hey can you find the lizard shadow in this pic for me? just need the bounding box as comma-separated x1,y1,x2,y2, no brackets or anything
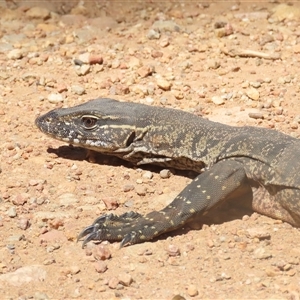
48,145,255,236
47,145,199,178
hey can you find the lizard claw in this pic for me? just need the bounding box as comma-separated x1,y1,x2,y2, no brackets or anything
120,231,137,248
77,224,96,242
77,212,144,248
77,214,111,243
77,222,102,248
81,229,102,248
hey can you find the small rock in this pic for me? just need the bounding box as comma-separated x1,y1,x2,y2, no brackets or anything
172,90,184,100
294,115,300,124
137,65,153,78
260,34,274,46
108,277,119,289
167,244,180,256
71,85,85,95
123,184,135,192
58,193,79,206
12,193,29,206
40,230,67,243
160,169,171,179
124,200,134,207
130,84,148,95
71,288,82,298
94,261,108,273
29,179,43,186
59,265,77,276
93,245,111,261
142,171,153,180
265,267,280,277
221,272,231,280
57,84,68,93
246,228,271,240
135,186,147,196
272,4,300,21
136,178,143,184
118,273,133,286
187,284,199,297
69,265,81,275
283,263,292,271
242,81,249,88
286,269,296,276
46,244,60,253
207,239,215,248
277,77,286,84
248,112,264,119
147,29,160,40
7,234,24,242
156,77,171,91
246,88,260,101
7,207,17,218
102,197,118,210
77,53,90,64
160,38,170,47
47,93,64,104
76,64,90,76
206,59,220,69
214,21,227,29
34,292,49,300
145,97,154,104
293,44,300,54
6,142,15,150
43,258,56,265
87,16,118,29
7,49,23,60
250,81,261,88
152,20,181,32
214,24,233,37
290,122,298,129
253,247,272,260
0,265,47,286
26,7,50,20
151,50,163,58
127,57,141,69
74,58,84,66
172,295,186,300
36,23,57,32
111,59,120,69
89,55,103,65
17,218,30,230
211,96,225,105
215,28,227,38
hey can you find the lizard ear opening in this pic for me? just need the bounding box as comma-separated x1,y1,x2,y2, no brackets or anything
126,131,136,147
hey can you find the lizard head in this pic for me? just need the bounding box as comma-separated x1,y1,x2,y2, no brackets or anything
35,98,141,153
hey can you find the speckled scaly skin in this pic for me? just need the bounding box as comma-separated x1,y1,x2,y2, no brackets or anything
35,98,300,247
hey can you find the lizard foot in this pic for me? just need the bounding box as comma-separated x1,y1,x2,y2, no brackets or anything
77,211,147,248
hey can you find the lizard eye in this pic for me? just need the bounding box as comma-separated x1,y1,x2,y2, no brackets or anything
81,116,98,129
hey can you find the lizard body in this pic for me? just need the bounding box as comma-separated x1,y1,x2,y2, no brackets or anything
35,98,300,247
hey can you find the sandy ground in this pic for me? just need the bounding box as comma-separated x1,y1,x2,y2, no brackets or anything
1,1,300,299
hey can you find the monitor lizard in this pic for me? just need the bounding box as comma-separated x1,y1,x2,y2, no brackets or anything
35,98,300,248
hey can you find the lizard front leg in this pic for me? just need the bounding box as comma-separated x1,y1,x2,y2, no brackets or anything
78,160,250,248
